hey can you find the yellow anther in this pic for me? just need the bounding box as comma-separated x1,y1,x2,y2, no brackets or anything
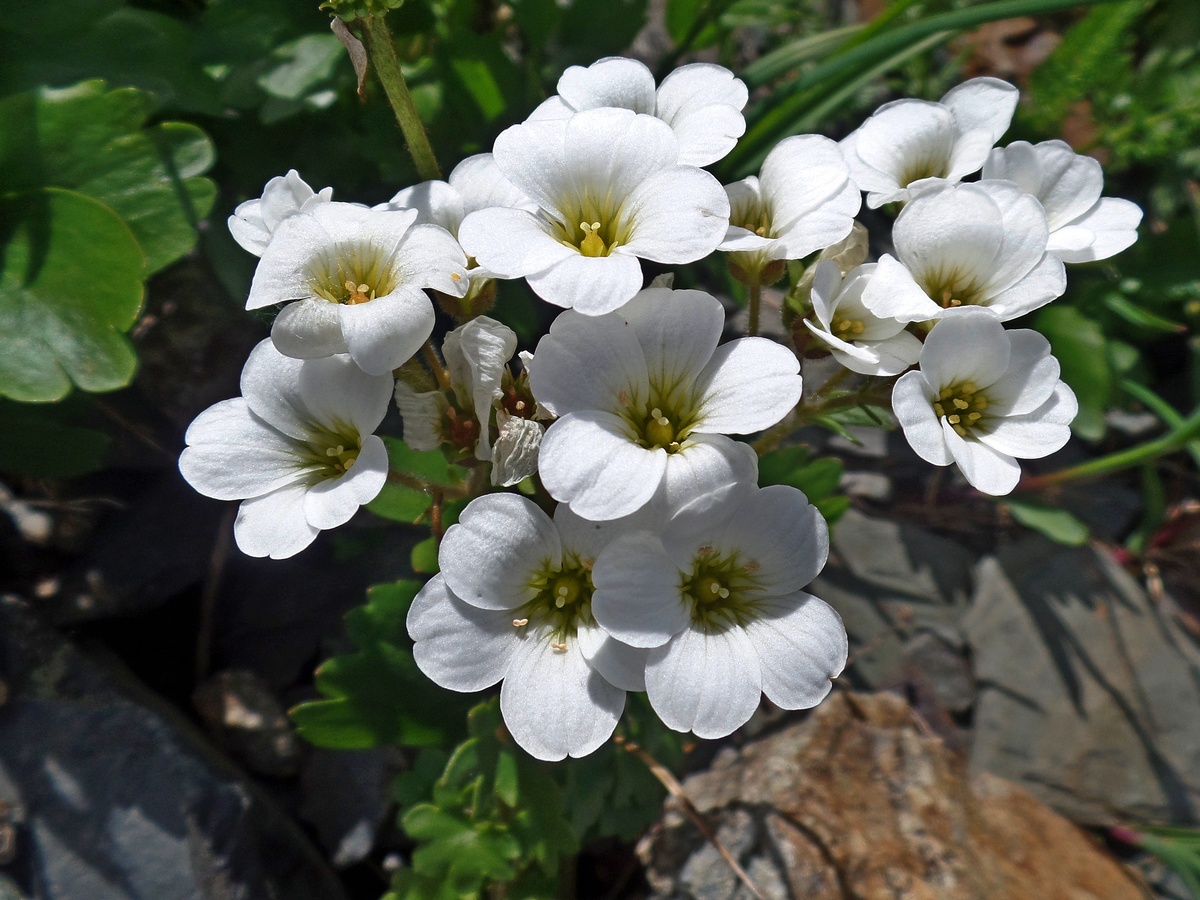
948,414,961,424
512,618,529,627
967,412,982,421
551,642,568,652
450,272,462,281
953,399,969,410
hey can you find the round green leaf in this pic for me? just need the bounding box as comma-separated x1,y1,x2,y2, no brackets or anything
0,188,145,401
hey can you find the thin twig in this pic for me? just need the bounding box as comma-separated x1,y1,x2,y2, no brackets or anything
422,339,451,390
616,737,766,900
195,504,236,683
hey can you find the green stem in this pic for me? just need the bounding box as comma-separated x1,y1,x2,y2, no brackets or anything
1022,404,1200,489
752,380,892,454
358,14,441,181
747,278,762,337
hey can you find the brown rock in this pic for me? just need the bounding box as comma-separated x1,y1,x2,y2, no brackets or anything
640,692,1143,900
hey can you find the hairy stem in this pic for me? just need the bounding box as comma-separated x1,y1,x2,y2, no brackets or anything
747,278,762,337
358,14,441,181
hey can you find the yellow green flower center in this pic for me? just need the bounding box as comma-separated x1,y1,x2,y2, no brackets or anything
832,316,865,340
300,422,363,480
920,268,986,309
517,557,595,644
308,242,398,305
933,381,989,436
680,550,764,631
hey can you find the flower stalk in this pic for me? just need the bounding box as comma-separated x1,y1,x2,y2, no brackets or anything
357,13,441,181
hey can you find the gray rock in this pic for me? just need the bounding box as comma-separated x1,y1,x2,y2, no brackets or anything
0,595,348,900
299,748,400,868
193,670,301,778
965,537,1200,825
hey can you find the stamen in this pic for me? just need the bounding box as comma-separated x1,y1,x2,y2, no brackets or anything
578,221,608,258
513,618,529,627
551,642,568,652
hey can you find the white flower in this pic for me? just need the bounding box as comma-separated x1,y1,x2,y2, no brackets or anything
491,412,545,487
841,77,1019,208
983,140,1142,264
383,153,533,236
529,57,748,167
892,309,1078,495
803,261,922,376
247,202,469,376
719,135,861,280
529,286,795,520
406,493,651,761
860,180,1065,324
179,340,393,559
458,108,730,315
228,169,333,256
590,482,846,739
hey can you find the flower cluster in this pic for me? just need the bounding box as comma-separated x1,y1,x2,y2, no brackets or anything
180,61,1141,760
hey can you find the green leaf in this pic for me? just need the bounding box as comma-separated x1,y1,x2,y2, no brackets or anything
0,81,217,275
665,0,722,47
493,750,520,809
258,33,344,101
1035,306,1111,441
814,494,851,524
412,536,440,574
345,579,423,648
0,189,144,401
291,642,469,748
1006,499,1091,547
0,399,111,477
404,806,520,883
384,436,467,487
367,483,433,522
1101,293,1187,333
757,445,812,485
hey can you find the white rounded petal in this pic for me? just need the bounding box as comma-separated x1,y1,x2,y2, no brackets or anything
557,57,657,114
528,308,649,417
716,485,830,593
526,250,646,315
655,64,747,166
246,211,331,310
439,493,562,611
337,287,436,375
234,482,321,559
851,101,956,194
661,434,759,518
943,421,1021,495
618,166,730,263
693,338,803,434
387,179,464,232
978,182,1054,298
745,591,846,710
645,625,762,739
825,330,923,377
577,623,647,692
302,434,388,530
770,177,861,261
941,77,1018,143
1057,198,1142,264
562,108,679,208
982,253,1065,320
408,575,518,692
179,398,301,501
394,382,444,451
308,202,416,246
592,532,689,648
500,630,625,761
620,288,724,400
449,152,535,216
668,104,747,167
394,224,470,297
296,352,394,435
920,310,1010,391
892,371,952,467
808,259,843,328
459,207,574,280
761,135,858,236
984,329,1059,416
859,254,941,323
491,117,577,217
943,128,1000,182
539,411,667,521
239,339,310,440
893,183,1007,289
271,299,349,359
228,202,271,256
992,140,1101,229
444,316,517,460
490,413,543,487
977,382,1077,459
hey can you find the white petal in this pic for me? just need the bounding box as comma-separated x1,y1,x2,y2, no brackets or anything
745,591,846,709
179,399,302,501
337,287,436,375
234,482,321,559
239,339,311,440
859,254,941,323
761,135,858,240
270,299,349,359
538,411,667,521
941,77,1019,143
228,201,271,256
246,211,331,310
829,332,923,377
528,308,648,417
394,382,445,451
619,288,723,401
490,117,576,217
892,183,1008,293
303,433,388,529
439,493,561,610
808,259,843,328
394,224,470,297
920,310,1010,390
591,532,689,648
408,575,518,692
982,253,1065,320
577,623,647,692
296,352,394,435
943,129,999,182
715,485,830,593
851,101,956,193
943,421,1021,495
564,108,679,202
984,329,1059,416
655,63,748,166
387,179,463,233
1057,198,1142,264
449,152,535,216
661,434,759,518
892,371,952,466
490,414,544,487
693,338,802,434
444,316,517,460
978,181,1054,299
770,177,861,261
645,625,762,739
526,250,646,315
557,57,657,114
500,630,625,761
976,383,1077,459
458,207,575,280
618,166,730,263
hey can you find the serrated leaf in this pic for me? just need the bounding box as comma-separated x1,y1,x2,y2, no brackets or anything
1007,499,1091,547
404,806,520,883
345,579,423,648
0,81,217,274
0,189,144,401
368,483,433,522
